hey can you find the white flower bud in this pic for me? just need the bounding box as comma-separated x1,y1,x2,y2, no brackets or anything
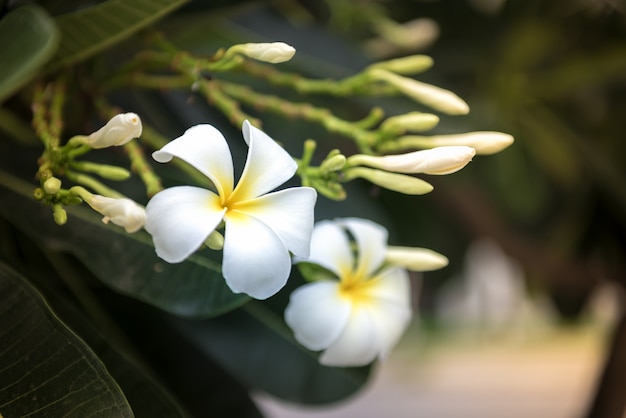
239,42,296,63
385,246,449,271
87,113,142,149
87,195,146,233
404,131,514,155
369,68,469,115
347,146,476,175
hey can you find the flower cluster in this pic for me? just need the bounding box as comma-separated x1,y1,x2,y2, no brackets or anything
56,42,514,368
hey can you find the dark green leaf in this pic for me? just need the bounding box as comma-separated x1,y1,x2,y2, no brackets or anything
48,0,189,71
0,262,133,417
171,302,372,404
0,169,249,318
0,4,59,102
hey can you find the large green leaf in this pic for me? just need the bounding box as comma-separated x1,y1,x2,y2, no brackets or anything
0,169,249,318
171,302,372,404
0,4,59,102
0,262,133,417
48,0,189,72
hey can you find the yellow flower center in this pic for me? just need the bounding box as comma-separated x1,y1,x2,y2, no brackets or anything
338,272,379,306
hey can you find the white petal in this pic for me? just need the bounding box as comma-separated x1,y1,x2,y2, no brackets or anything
233,187,316,258
366,268,413,358
304,220,354,278
222,211,291,299
284,281,351,351
319,305,380,367
145,186,225,263
152,125,234,197
230,121,297,201
340,218,388,278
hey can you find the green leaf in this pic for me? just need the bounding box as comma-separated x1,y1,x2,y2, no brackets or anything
0,262,133,417
0,4,59,102
48,0,189,72
0,169,249,318
171,302,372,404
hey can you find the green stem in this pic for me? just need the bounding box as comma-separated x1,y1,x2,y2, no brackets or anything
218,80,379,151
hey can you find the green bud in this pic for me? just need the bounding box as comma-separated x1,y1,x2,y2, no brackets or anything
52,204,67,225
74,161,131,181
367,55,434,75
345,167,434,195
43,177,62,194
320,154,347,173
380,112,440,134
33,188,45,200
205,230,225,250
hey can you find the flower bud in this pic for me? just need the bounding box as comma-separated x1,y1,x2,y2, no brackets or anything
385,246,448,271
87,113,142,149
347,146,476,175
345,167,434,195
43,177,62,194
86,195,146,233
368,68,469,115
367,55,434,75
398,131,514,155
379,112,440,134
205,230,224,250
320,154,347,172
238,42,296,63
53,204,67,226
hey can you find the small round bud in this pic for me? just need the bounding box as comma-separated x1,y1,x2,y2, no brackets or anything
33,188,45,200
43,177,62,194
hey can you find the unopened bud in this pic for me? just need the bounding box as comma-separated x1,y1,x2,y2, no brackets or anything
87,113,142,149
205,230,224,250
52,204,67,225
80,192,146,233
33,188,45,200
367,55,434,75
399,131,514,155
347,146,475,175
75,161,132,181
385,246,448,271
236,42,296,63
380,112,440,134
369,68,469,115
345,167,434,195
43,177,62,194
320,154,347,172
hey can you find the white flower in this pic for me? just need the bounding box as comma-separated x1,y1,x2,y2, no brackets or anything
87,113,142,148
347,146,476,175
87,195,146,233
144,121,317,300
286,218,425,367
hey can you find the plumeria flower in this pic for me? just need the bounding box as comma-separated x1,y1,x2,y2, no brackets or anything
285,218,447,367
145,121,317,300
